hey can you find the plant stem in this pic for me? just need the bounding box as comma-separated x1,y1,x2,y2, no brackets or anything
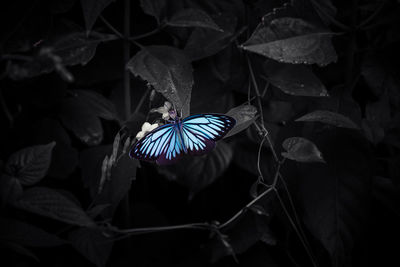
121,0,132,231
129,26,164,41
123,0,131,121
274,188,318,267
0,88,13,126
246,55,264,128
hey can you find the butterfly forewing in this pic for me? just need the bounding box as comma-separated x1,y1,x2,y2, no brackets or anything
182,114,235,155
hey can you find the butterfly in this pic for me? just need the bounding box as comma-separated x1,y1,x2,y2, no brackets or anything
129,114,236,165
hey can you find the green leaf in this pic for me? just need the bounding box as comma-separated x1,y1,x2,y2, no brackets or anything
264,61,329,96
5,142,56,186
80,0,115,33
0,218,65,247
58,96,103,146
225,105,258,138
69,228,113,267
282,137,325,163
16,187,95,227
296,110,360,129
166,8,223,31
158,141,233,197
140,0,166,23
127,46,193,117
241,17,337,66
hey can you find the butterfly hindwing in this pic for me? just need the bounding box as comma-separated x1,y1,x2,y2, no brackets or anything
129,124,184,164
181,114,235,155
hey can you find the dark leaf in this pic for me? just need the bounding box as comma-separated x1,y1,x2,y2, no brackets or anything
5,142,56,186
127,46,193,117
184,12,240,61
210,212,276,262
0,241,39,262
80,0,115,32
0,218,65,247
241,17,337,66
297,131,371,266
7,32,116,80
80,146,138,218
264,61,328,96
69,227,113,267
363,91,391,144
31,118,79,179
86,204,111,219
159,141,233,197
59,96,103,146
0,174,23,205
72,90,119,121
16,187,95,227
166,8,222,31
281,137,325,163
296,110,360,129
140,0,166,23
225,105,258,138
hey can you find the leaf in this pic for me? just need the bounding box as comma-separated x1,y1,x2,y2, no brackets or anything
0,241,39,262
296,131,371,266
0,218,65,247
296,110,360,129
7,32,116,80
140,0,166,23
69,227,113,267
16,187,95,227
210,211,276,262
58,96,103,146
0,174,23,205
184,13,241,61
158,141,233,197
264,61,329,96
80,0,115,33
80,146,138,218
5,142,56,186
72,90,119,121
166,8,223,31
127,46,193,117
282,137,325,163
225,105,258,138
241,17,337,66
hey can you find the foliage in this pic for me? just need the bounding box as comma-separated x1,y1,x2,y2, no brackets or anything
1,0,400,266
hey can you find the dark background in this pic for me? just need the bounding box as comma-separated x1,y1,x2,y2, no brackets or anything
1,0,400,266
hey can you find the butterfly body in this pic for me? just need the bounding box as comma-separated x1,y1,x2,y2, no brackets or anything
129,114,235,165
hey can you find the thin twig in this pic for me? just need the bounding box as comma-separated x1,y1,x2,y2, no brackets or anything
274,188,319,267
246,55,265,128
358,0,387,28
129,26,164,41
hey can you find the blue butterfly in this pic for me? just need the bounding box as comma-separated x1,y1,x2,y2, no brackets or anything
129,114,236,164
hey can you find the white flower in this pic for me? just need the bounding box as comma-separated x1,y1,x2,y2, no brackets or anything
151,101,172,120
135,122,159,140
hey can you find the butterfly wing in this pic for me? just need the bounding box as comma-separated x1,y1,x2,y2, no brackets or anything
181,114,235,155
129,123,185,164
